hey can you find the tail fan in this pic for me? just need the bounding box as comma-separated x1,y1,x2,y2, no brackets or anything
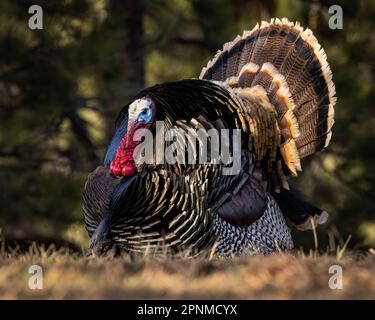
200,18,336,177
200,18,336,228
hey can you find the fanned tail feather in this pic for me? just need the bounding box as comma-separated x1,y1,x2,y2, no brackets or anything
200,18,336,176
200,18,336,228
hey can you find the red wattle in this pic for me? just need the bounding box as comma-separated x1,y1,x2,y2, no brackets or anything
122,164,137,176
110,163,122,176
109,121,144,177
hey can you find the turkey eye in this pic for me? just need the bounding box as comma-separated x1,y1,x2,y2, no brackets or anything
141,109,148,115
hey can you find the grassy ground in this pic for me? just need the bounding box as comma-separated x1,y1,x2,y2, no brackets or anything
0,244,374,299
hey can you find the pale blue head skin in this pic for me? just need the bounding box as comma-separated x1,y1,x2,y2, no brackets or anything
104,97,155,169
128,97,155,126
104,97,156,169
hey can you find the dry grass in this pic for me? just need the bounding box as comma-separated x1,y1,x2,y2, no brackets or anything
0,244,374,299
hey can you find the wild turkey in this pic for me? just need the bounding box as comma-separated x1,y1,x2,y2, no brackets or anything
83,18,336,256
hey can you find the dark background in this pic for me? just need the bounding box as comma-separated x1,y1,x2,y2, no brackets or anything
0,0,374,251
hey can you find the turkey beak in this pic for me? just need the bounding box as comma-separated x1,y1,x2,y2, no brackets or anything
88,216,112,256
